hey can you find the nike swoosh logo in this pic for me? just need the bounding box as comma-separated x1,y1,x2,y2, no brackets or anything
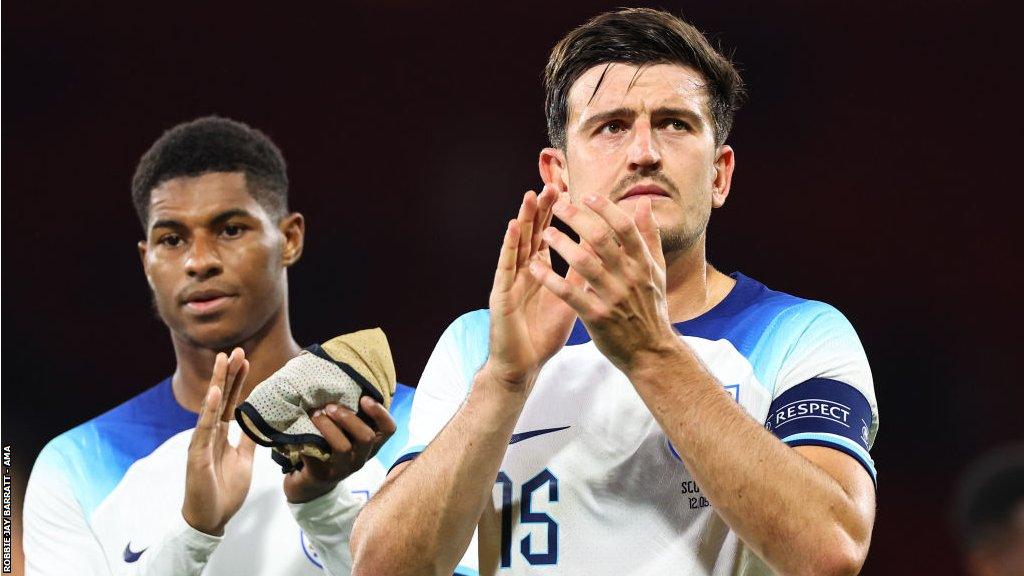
509,426,571,445
124,542,147,563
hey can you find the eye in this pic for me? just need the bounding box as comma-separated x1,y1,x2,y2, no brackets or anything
663,118,690,131
600,121,626,135
158,234,183,247
222,224,246,238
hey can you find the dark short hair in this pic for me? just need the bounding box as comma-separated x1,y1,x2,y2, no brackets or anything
131,116,289,228
544,8,745,149
953,444,1024,552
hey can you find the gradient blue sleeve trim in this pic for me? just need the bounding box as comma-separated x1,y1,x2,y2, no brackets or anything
452,309,490,391
781,432,877,485
373,384,415,470
454,566,479,576
388,445,425,474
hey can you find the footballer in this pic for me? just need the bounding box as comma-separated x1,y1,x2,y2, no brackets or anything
23,117,413,575
352,8,878,576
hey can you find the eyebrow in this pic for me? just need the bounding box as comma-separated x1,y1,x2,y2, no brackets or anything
149,208,257,233
578,106,705,133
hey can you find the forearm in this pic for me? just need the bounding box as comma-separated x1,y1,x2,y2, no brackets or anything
630,342,870,576
351,367,526,576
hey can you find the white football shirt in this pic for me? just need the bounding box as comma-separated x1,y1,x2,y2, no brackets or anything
24,378,415,575
397,273,878,576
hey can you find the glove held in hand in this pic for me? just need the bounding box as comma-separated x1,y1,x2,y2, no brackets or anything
234,328,396,472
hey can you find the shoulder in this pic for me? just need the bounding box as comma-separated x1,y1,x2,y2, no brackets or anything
426,309,491,382
441,309,490,347
31,378,196,518
707,273,862,353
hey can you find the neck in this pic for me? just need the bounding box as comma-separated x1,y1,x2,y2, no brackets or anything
662,235,735,323
169,305,301,413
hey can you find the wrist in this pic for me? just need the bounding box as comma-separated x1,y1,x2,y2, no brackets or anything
286,478,340,504
624,334,691,386
477,361,537,397
181,507,226,537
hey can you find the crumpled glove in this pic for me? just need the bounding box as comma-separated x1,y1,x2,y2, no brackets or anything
235,328,396,473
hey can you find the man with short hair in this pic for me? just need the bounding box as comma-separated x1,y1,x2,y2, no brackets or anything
352,8,878,575
24,116,413,575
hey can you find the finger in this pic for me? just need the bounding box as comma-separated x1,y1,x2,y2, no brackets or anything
583,194,647,258
552,197,623,270
539,191,569,255
634,197,666,267
328,405,377,449
565,265,588,290
531,185,557,254
311,407,354,455
529,257,597,317
223,358,250,422
492,219,520,294
516,191,537,268
223,348,245,394
216,349,243,421
190,353,227,450
359,397,396,456
192,384,222,451
543,227,623,297
236,433,256,463
213,350,244,445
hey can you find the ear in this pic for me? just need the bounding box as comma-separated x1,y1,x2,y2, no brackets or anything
711,145,735,209
279,212,305,267
137,240,155,288
539,147,569,194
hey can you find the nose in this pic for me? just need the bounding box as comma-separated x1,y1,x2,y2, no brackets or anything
185,234,223,280
627,118,661,172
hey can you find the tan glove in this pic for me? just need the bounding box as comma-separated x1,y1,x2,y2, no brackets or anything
235,328,396,472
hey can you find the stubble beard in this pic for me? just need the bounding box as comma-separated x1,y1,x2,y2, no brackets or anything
660,217,706,257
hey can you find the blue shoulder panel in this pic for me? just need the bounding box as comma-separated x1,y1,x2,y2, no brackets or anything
566,273,838,396
374,383,416,470
451,309,491,389
35,378,196,518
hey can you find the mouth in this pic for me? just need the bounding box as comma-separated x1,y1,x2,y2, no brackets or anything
618,184,671,202
180,289,237,314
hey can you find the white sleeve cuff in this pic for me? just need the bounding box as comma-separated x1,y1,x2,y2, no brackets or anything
132,514,222,575
287,482,364,576
171,513,224,555
287,481,362,523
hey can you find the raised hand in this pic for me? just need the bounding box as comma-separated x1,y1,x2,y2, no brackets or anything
484,186,578,391
528,194,676,374
283,396,397,503
182,348,256,536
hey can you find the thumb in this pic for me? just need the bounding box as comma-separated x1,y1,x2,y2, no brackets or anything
237,434,257,464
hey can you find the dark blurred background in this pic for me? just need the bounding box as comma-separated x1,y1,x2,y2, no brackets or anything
3,1,1021,573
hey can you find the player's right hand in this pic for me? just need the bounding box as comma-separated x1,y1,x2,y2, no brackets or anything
484,186,578,393
182,348,256,536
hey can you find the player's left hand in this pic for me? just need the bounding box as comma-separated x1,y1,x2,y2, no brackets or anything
282,396,397,503
529,194,677,374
